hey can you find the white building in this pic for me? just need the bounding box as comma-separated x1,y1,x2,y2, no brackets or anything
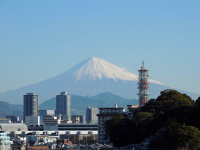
86,106,98,124
97,105,125,144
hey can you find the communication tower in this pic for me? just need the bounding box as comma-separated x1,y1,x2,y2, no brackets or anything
138,61,149,106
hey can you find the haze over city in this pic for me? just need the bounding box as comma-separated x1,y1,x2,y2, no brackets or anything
1,1,200,150
0,0,200,95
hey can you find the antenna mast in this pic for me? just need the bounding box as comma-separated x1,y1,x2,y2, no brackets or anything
138,61,149,106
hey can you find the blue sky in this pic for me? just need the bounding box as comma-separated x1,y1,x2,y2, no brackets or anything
0,0,200,95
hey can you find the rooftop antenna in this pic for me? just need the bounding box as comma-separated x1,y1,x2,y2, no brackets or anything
142,61,144,69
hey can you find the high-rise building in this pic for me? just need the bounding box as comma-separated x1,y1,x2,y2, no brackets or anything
138,62,149,106
23,93,38,122
86,106,98,124
56,92,71,121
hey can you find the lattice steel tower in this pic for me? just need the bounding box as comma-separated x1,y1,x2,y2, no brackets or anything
138,61,149,106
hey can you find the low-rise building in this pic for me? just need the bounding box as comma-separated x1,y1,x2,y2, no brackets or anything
25,116,40,126
71,115,85,123
126,105,139,119
71,115,85,124
0,123,28,133
43,115,61,130
0,118,11,123
28,125,44,131
39,110,55,124
58,123,98,131
6,116,19,123
0,131,11,150
71,116,80,124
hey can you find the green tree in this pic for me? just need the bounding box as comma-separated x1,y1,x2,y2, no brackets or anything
176,126,200,149
105,115,135,147
194,97,200,107
105,89,200,149
134,112,153,123
140,99,156,113
149,125,200,150
155,89,194,115
188,97,200,129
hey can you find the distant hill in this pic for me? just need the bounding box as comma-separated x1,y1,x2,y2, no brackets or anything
39,92,137,115
0,101,22,119
1,57,192,105
0,92,137,119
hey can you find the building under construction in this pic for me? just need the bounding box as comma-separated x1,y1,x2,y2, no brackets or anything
138,62,149,106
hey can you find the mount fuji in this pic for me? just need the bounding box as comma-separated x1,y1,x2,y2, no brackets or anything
0,57,198,104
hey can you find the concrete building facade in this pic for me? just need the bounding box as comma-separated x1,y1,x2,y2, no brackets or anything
97,106,125,144
56,92,71,121
71,115,85,124
25,116,40,126
39,110,55,124
23,93,38,122
43,115,61,131
86,106,98,124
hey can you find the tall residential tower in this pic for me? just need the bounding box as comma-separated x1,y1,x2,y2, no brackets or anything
23,93,38,122
56,92,71,121
138,62,149,106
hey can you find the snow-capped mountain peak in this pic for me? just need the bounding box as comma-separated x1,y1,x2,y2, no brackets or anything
74,57,161,84
75,57,138,81
2,56,198,105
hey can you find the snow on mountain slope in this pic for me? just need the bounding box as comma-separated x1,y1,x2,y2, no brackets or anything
1,56,197,104
75,57,138,81
74,57,161,84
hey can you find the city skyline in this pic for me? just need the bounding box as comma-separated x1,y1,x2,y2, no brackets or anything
0,1,200,95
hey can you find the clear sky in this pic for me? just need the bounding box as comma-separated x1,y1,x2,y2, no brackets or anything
0,0,199,95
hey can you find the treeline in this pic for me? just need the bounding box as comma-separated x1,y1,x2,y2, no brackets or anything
105,89,200,149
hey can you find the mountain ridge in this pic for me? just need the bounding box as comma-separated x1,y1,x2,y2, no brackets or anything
0,57,198,104
40,92,137,115
0,92,137,118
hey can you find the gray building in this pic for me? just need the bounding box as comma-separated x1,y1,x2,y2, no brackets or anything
23,93,38,122
0,123,28,133
86,106,98,124
97,105,125,144
39,110,55,124
58,123,98,131
71,115,85,124
56,92,71,121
